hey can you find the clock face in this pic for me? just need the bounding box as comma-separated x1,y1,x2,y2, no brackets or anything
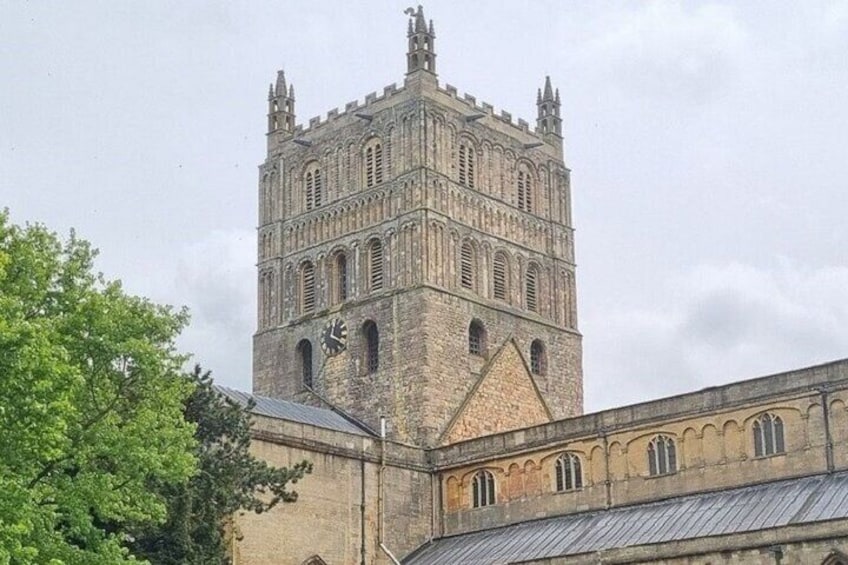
320,318,348,357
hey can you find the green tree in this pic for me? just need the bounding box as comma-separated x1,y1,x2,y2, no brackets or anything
0,211,197,564
127,367,312,565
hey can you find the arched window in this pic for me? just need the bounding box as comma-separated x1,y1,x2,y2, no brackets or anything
458,141,475,188
468,320,486,356
305,164,322,210
300,261,316,314
517,168,533,212
471,470,495,508
530,339,546,375
555,453,583,492
493,252,508,301
333,252,348,303
368,239,384,292
648,435,677,476
525,264,539,312
297,339,313,388
460,241,474,290
753,413,785,457
363,320,379,374
365,140,384,188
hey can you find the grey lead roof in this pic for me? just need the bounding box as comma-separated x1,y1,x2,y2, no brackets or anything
404,471,848,565
215,386,373,436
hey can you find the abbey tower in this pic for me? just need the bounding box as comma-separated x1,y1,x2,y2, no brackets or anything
252,6,582,447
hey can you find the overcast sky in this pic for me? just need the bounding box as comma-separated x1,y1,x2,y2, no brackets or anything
2,1,847,412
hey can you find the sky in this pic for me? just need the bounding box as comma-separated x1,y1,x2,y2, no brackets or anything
2,1,847,412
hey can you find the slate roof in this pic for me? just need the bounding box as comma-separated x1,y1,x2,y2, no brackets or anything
404,471,848,565
215,386,374,437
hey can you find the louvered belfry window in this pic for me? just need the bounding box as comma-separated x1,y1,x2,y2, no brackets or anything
460,242,474,289
458,142,475,188
305,164,322,210
525,266,538,312
493,253,507,301
366,141,383,188
301,262,316,313
313,169,322,207
517,170,532,212
369,240,383,291
305,171,314,211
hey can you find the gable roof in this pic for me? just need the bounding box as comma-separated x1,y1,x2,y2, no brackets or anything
215,386,374,437
440,338,553,445
404,471,848,564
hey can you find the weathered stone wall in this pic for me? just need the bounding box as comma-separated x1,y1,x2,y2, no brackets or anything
442,339,552,445
254,284,582,447
233,415,432,565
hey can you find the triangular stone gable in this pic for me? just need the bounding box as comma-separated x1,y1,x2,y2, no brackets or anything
441,338,552,445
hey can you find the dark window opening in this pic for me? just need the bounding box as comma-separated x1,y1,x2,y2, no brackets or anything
364,321,379,374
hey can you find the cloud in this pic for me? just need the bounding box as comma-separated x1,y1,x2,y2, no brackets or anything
584,260,848,411
579,2,747,104
168,229,256,391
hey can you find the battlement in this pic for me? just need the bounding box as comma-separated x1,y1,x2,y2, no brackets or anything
280,78,548,147
290,82,405,138
437,82,542,141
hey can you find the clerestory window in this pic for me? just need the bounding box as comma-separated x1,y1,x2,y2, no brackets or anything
753,413,785,457
471,470,495,508
555,452,583,491
648,435,677,476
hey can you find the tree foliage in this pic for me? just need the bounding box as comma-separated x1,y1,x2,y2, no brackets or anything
127,366,312,565
0,211,197,564
0,212,312,564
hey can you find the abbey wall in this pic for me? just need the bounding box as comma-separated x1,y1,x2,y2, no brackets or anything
233,414,433,565
433,359,848,537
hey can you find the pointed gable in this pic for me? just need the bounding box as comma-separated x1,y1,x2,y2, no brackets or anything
441,338,552,445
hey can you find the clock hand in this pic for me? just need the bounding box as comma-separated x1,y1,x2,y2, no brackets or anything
330,334,344,344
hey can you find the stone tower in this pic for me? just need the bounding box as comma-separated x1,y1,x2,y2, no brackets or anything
253,6,582,447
